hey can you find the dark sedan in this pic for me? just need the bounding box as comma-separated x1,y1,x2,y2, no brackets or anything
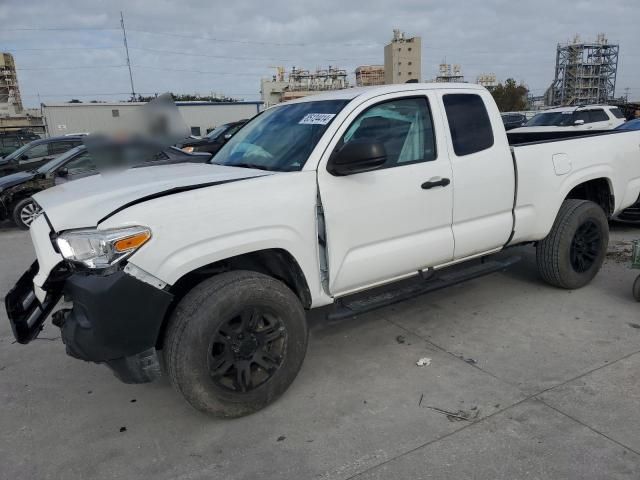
0,135,85,177
0,145,211,229
178,120,247,156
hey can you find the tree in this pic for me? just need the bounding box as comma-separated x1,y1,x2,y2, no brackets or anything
490,79,529,112
68,99,83,103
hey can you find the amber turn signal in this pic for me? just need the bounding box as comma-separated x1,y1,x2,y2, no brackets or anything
114,231,151,252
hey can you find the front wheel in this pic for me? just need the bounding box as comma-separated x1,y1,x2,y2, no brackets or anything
163,270,308,417
536,199,609,289
12,198,42,230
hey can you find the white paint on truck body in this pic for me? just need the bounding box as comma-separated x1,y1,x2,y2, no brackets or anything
30,83,640,307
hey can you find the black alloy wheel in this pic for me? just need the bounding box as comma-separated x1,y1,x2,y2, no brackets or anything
209,307,287,393
569,220,602,273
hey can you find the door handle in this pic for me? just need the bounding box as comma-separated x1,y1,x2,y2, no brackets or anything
421,177,450,189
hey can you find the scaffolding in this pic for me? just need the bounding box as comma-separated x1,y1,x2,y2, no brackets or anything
0,53,23,114
551,34,619,106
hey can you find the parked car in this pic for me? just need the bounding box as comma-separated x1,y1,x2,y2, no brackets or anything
7,83,640,418
178,120,247,156
0,131,41,157
0,135,85,177
508,105,626,143
501,112,527,130
615,118,640,131
0,144,211,229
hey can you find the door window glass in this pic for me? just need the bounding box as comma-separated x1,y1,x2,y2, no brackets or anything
443,94,494,156
19,143,49,161
48,141,78,155
588,109,609,122
342,97,436,167
573,111,591,124
64,152,96,175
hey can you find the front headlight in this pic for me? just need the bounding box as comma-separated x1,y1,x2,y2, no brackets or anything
182,146,195,153
56,226,151,269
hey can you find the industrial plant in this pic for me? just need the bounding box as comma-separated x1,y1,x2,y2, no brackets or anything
549,34,619,106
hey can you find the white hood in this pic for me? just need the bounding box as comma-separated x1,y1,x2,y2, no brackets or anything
34,163,271,231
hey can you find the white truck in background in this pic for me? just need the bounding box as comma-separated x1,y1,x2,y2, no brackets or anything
6,83,640,417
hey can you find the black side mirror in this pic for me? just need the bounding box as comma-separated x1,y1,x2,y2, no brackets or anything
327,141,387,176
20,154,29,161
56,168,69,178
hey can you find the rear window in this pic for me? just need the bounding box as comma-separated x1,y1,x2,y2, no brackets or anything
443,94,494,156
610,107,625,119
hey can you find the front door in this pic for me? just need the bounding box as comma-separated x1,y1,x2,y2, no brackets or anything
317,93,454,295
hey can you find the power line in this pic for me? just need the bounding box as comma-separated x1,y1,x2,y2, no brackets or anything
16,64,127,71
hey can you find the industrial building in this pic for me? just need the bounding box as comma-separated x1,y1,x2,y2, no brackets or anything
41,101,263,137
260,66,349,106
476,74,498,89
384,30,421,84
0,52,46,135
550,34,619,106
434,63,465,83
0,53,22,115
355,65,385,87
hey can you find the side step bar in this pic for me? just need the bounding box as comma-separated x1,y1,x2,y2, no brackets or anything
328,255,521,321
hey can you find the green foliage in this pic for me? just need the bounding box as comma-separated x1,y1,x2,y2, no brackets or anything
490,79,529,112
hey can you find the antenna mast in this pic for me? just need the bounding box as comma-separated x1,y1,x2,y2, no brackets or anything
120,11,136,100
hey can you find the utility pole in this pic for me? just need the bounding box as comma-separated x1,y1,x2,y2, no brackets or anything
120,11,136,101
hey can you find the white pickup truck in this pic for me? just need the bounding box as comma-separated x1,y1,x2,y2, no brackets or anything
6,84,640,417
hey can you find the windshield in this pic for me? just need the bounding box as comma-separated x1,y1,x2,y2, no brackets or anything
36,146,84,173
211,99,349,172
616,119,640,130
206,124,231,140
525,111,575,127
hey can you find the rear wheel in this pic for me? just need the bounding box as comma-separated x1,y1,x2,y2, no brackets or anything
536,199,609,289
12,198,41,230
164,270,308,417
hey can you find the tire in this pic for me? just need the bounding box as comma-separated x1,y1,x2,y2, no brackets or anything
633,275,640,302
12,198,42,230
163,270,308,417
536,199,609,289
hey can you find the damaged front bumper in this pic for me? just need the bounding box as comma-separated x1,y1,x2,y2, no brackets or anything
6,259,174,384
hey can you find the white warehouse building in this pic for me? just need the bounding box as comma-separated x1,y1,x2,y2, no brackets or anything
41,101,263,138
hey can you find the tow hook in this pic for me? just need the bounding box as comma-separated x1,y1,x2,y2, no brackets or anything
52,309,70,328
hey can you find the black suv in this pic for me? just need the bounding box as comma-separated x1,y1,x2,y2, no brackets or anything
0,135,85,177
177,120,247,156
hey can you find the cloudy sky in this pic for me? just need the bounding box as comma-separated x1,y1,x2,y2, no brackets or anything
1,0,638,107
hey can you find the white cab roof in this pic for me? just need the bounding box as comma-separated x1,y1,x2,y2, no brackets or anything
283,83,486,105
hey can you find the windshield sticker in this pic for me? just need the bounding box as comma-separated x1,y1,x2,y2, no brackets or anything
299,113,336,125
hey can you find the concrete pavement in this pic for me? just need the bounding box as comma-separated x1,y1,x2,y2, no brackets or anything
1,221,639,479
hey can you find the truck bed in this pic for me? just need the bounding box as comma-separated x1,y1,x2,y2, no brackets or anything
508,129,640,245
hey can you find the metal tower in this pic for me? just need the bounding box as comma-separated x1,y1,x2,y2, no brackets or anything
551,34,619,106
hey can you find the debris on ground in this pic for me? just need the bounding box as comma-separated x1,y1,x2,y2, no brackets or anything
606,242,633,263
629,323,640,329
425,406,481,422
464,357,477,365
277,435,286,442
119,426,127,433
416,357,432,367
396,335,406,344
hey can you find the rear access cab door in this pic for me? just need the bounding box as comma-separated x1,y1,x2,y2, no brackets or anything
438,90,515,259
317,90,455,296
